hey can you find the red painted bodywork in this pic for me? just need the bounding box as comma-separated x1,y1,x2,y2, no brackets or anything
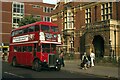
8,21,61,67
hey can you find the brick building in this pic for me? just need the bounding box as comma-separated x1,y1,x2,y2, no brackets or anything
51,2,120,61
0,1,55,53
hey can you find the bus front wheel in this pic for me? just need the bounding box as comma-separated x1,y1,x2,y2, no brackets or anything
55,65,61,71
12,58,17,67
32,60,42,72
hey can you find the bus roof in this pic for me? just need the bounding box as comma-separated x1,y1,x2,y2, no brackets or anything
12,21,58,31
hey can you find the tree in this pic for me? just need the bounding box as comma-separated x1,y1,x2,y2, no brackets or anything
18,15,41,27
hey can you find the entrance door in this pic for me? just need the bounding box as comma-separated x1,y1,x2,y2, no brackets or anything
93,35,104,58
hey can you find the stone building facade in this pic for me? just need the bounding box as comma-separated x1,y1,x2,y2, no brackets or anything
51,2,120,61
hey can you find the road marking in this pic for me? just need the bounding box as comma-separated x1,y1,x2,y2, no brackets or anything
4,72,24,78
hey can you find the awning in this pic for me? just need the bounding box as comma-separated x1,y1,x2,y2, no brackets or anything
0,46,9,48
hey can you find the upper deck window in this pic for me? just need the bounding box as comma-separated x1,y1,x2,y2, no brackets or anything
51,26,59,32
41,25,50,32
14,30,19,36
35,25,40,31
28,26,35,32
11,31,15,36
19,29,23,34
23,28,28,34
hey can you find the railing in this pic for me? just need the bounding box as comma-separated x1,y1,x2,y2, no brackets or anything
86,19,111,30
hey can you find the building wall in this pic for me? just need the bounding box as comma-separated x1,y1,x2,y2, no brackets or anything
52,2,120,60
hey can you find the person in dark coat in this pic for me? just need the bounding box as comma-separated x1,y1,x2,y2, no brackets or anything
59,51,65,67
81,52,88,69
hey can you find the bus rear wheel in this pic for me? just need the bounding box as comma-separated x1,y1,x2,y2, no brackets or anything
32,60,42,72
12,58,17,67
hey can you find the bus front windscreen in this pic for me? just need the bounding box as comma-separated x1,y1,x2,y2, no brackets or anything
41,25,50,32
51,26,58,32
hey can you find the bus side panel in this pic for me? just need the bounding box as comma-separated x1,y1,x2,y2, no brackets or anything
17,52,26,65
36,52,48,63
8,51,13,64
26,52,34,66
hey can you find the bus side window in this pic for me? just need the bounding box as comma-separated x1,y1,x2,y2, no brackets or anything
23,46,27,52
19,29,23,35
18,46,21,52
35,25,40,31
11,31,15,36
21,46,23,52
28,26,35,32
14,30,19,36
28,46,32,52
14,46,17,52
23,28,28,34
37,46,41,52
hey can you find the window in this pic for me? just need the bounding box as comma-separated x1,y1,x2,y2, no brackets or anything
23,28,28,34
12,2,24,28
51,26,59,32
33,5,40,8
14,46,18,52
19,29,23,34
101,2,112,21
44,16,51,22
51,44,56,53
28,26,35,32
85,8,91,24
21,46,23,52
64,10,74,29
23,46,27,52
11,31,15,36
37,46,41,52
41,25,50,32
28,46,32,52
18,46,21,52
43,7,53,13
14,30,19,36
13,17,20,23
42,44,50,53
13,2,24,13
35,25,40,31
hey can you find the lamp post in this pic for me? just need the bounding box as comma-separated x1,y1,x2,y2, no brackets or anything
109,39,112,59
114,25,117,61
70,32,74,60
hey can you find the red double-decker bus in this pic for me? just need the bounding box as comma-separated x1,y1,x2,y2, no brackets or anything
8,21,62,71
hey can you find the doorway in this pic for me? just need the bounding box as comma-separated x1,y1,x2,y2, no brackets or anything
92,35,104,58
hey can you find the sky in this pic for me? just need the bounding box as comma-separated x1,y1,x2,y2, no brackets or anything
43,0,58,4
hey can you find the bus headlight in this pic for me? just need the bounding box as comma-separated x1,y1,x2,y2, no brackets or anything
56,59,59,62
44,59,46,62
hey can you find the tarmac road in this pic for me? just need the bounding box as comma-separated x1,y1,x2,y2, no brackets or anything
1,61,105,79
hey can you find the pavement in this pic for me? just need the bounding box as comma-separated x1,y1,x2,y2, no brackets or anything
62,59,119,79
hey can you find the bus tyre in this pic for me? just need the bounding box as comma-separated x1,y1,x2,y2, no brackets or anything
32,60,41,72
12,58,17,67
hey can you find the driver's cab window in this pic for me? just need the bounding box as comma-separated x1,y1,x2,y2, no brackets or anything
51,44,56,53
42,44,50,53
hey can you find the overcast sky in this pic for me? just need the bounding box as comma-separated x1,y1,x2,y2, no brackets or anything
43,0,57,4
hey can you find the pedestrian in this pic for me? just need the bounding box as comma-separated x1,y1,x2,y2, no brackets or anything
59,51,65,67
87,54,91,68
81,52,88,69
90,50,95,67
